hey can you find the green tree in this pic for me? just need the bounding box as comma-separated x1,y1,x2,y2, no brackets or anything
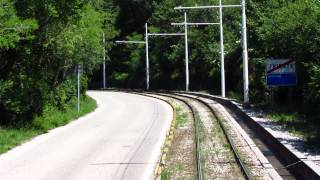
0,0,37,49
0,0,118,125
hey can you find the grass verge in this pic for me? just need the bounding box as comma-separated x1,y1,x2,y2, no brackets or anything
0,95,97,154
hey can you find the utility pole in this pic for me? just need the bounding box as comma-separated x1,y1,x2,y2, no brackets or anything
184,12,189,91
103,32,106,89
77,64,83,113
219,0,225,97
145,23,150,90
241,0,249,103
78,66,80,113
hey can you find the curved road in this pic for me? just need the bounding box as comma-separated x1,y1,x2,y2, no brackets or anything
0,91,173,180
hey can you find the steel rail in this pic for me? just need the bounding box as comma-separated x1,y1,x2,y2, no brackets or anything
136,92,203,180
130,90,253,180
172,91,302,179
169,92,254,180
153,93,203,180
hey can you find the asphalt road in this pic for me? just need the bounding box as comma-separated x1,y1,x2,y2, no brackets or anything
0,91,173,180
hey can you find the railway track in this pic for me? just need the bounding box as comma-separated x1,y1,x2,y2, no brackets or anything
168,92,292,179
120,89,320,179
137,92,271,180
134,93,203,180
175,91,320,180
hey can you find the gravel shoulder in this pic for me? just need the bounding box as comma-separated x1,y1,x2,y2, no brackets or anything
143,94,197,180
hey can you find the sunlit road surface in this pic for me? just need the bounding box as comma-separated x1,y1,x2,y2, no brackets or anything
0,91,173,180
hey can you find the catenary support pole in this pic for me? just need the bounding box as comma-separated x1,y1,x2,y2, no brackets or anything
103,32,106,89
145,23,150,90
174,2,249,102
184,12,189,91
241,0,249,103
77,65,80,113
219,0,225,97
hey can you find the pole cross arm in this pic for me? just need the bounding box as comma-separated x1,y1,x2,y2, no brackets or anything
171,22,220,26
174,5,241,10
115,40,146,44
148,33,185,36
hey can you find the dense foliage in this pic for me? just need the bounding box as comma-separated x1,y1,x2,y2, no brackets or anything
109,0,320,111
1,0,319,134
0,0,117,125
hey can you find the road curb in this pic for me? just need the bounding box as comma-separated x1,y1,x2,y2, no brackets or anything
154,101,176,180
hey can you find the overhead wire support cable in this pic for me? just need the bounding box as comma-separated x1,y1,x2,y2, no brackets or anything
147,33,185,36
174,5,241,10
171,22,220,26
115,40,146,44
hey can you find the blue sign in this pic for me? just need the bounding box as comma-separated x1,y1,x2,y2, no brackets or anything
266,59,297,87
267,73,297,86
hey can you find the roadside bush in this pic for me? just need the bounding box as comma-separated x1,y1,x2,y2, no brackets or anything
32,105,60,131
32,95,96,131
304,63,320,115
